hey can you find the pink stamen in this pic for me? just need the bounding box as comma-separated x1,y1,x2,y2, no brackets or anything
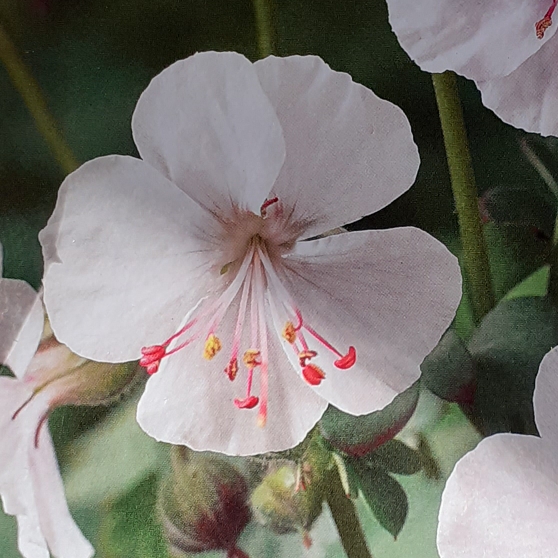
302,322,356,369
536,0,557,38
254,259,269,427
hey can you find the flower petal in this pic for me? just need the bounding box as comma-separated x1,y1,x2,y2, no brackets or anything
0,278,43,378
437,434,558,558
254,55,419,238
280,228,461,414
534,346,558,444
0,378,93,558
136,301,328,456
40,155,220,362
387,0,556,81
478,37,558,137
132,51,286,216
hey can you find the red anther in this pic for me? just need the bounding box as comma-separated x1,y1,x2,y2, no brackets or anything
334,346,357,370
302,364,326,386
234,395,260,409
140,345,166,374
225,359,239,381
260,197,279,217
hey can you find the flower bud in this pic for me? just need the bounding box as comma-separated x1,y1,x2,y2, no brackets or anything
250,460,323,541
24,321,140,411
159,447,251,558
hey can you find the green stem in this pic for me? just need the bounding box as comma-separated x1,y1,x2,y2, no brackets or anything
252,0,274,58
432,71,495,323
0,21,79,175
325,468,373,558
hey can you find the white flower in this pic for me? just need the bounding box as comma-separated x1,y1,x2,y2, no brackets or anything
387,0,558,136
40,52,461,456
0,246,94,558
437,346,558,558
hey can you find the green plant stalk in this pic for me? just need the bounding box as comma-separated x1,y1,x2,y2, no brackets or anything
0,22,79,175
252,0,274,58
324,467,374,558
432,71,495,323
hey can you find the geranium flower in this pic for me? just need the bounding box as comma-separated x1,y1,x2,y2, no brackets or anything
0,247,94,558
387,0,558,136
437,346,558,557
40,52,461,456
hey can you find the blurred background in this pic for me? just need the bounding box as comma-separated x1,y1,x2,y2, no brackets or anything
0,0,550,556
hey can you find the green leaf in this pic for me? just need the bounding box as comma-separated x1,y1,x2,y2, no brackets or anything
97,475,169,558
362,439,421,476
420,329,475,406
504,265,549,300
353,464,408,539
63,397,167,507
319,382,420,457
468,296,558,435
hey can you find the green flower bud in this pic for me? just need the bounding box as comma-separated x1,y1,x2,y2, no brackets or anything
159,447,251,558
251,461,323,538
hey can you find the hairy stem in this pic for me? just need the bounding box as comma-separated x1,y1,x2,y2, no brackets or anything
432,71,495,323
325,467,374,558
252,0,274,58
0,22,78,175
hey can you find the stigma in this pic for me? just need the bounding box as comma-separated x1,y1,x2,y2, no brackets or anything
139,198,357,427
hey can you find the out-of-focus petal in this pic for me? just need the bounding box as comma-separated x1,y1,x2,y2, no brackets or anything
255,55,419,239
41,155,221,363
0,278,43,378
478,37,558,137
280,228,461,414
132,51,286,216
387,0,555,81
137,303,328,456
0,378,93,558
534,346,558,444
437,434,558,558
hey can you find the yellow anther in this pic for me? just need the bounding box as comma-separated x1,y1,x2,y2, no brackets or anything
203,334,222,360
282,321,297,344
242,349,261,369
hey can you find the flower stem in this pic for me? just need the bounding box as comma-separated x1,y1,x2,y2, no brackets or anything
432,71,495,323
252,0,274,58
0,21,79,175
324,467,373,558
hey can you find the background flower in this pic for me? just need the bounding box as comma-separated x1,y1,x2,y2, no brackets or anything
437,346,558,558
387,0,558,136
0,246,94,558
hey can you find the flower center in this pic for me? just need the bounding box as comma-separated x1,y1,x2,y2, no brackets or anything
140,198,356,427
536,0,557,38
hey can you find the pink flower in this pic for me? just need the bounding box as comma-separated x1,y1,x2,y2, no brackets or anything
437,346,558,557
40,52,461,455
387,0,558,136
0,246,93,558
